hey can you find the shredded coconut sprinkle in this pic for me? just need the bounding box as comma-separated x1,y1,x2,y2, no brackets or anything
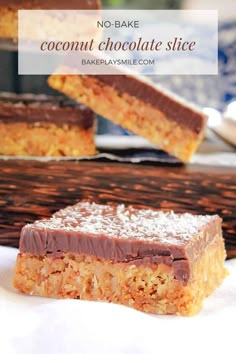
28,202,217,245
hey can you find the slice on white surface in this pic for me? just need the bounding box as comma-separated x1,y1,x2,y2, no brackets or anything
0,246,235,354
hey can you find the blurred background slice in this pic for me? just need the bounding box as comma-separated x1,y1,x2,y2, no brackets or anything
0,0,235,152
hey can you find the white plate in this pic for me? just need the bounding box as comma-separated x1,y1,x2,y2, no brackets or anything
95,135,155,150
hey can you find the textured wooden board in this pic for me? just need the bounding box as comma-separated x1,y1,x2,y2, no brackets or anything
0,160,235,257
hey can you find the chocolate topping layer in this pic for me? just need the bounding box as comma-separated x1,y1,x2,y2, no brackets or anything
0,93,94,129
0,0,100,10
19,202,221,283
92,75,206,134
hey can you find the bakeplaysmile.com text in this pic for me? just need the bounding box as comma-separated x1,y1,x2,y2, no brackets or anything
81,58,155,66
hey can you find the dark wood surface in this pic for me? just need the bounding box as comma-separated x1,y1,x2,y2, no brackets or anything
0,160,235,258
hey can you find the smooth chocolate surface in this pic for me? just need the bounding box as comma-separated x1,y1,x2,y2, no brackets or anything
0,93,94,129
0,0,100,10
19,202,222,283
92,75,207,134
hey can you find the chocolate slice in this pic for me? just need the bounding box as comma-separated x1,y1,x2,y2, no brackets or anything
0,93,94,129
14,201,226,315
19,202,221,283
92,75,206,134
48,71,207,162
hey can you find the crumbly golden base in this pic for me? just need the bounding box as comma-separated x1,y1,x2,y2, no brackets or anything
0,8,98,40
0,122,96,156
48,73,205,162
13,234,226,315
0,8,18,38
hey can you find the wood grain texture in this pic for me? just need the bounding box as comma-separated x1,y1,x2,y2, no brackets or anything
0,160,235,258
